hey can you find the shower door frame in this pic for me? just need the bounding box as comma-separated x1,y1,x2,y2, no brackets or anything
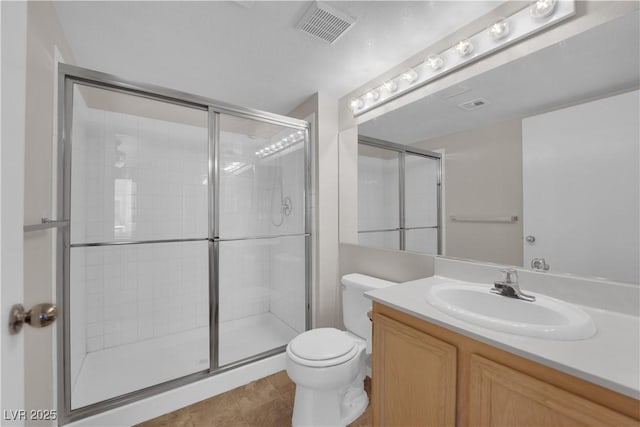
57,63,313,424
357,135,443,254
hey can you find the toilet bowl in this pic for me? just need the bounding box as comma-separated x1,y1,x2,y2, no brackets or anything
286,328,368,427
285,274,397,427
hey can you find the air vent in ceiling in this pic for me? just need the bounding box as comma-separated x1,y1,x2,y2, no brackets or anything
457,98,490,111
297,1,355,44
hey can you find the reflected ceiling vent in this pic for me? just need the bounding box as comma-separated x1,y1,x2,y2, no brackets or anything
297,1,355,44
457,98,490,111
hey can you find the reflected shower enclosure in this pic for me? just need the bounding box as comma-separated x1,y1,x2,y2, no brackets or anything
60,66,310,420
357,138,441,254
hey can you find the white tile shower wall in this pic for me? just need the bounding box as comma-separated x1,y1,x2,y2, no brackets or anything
70,248,87,386
70,90,89,387
268,236,306,333
358,155,399,232
267,150,306,332
72,241,209,354
219,132,305,239
218,240,271,323
404,154,438,228
70,101,209,355
70,105,208,244
219,141,306,326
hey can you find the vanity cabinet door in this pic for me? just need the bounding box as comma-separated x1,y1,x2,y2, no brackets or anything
372,313,456,427
469,354,637,427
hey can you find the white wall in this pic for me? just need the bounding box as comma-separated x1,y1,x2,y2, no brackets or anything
1,1,28,422
523,90,639,284
21,1,77,419
288,93,341,328
338,127,358,245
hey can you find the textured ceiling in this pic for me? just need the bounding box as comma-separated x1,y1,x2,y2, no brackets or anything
52,1,505,114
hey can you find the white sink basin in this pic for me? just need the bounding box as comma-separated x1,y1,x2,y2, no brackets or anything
425,282,596,340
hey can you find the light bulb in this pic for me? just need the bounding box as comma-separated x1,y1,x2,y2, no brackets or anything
530,0,556,19
425,54,444,71
401,69,418,84
383,80,398,93
350,97,364,112
454,39,474,57
366,89,380,102
488,19,510,41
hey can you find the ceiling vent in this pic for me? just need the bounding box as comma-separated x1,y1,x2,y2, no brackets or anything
457,98,490,111
297,2,355,44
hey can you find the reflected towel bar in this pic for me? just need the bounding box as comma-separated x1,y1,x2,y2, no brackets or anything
450,215,518,223
24,218,69,233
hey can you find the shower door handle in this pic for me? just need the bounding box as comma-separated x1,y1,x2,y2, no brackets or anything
9,303,57,334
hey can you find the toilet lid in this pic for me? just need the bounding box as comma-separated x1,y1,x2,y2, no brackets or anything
288,328,356,361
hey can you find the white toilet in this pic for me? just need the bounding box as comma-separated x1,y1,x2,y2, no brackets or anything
286,273,396,427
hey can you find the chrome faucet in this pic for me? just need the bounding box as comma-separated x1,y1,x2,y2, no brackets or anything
491,269,536,302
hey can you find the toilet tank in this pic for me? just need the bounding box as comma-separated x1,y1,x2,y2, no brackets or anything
341,274,396,342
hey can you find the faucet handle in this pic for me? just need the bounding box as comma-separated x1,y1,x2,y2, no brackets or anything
500,268,518,284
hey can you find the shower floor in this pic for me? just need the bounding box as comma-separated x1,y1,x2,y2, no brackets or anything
72,312,299,409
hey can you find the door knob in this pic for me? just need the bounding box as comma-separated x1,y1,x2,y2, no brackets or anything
9,303,57,335
525,235,536,243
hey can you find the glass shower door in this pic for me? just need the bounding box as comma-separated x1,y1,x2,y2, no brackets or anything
357,144,400,250
67,83,210,409
404,153,440,254
217,114,308,366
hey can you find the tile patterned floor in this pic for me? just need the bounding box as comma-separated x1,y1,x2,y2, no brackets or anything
135,371,371,427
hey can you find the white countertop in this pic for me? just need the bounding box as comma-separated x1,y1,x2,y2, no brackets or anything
366,275,640,399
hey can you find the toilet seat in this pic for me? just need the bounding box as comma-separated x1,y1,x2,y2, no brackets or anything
287,328,359,368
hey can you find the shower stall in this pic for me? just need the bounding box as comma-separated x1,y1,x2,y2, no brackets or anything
58,65,311,422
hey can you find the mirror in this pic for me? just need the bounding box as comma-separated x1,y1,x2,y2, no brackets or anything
358,11,639,284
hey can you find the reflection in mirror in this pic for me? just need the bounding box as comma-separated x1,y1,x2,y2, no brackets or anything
357,139,441,255
358,11,639,284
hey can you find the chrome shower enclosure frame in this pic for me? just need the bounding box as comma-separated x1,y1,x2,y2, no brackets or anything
357,135,443,254
56,63,313,424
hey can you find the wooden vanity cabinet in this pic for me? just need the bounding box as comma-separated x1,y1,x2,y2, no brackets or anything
372,312,457,426
371,302,640,427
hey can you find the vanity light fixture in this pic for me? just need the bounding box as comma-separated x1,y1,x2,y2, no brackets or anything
488,19,510,41
366,89,380,102
530,0,557,19
425,54,445,71
454,39,474,57
350,97,365,112
348,0,575,116
401,69,419,84
383,80,398,93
